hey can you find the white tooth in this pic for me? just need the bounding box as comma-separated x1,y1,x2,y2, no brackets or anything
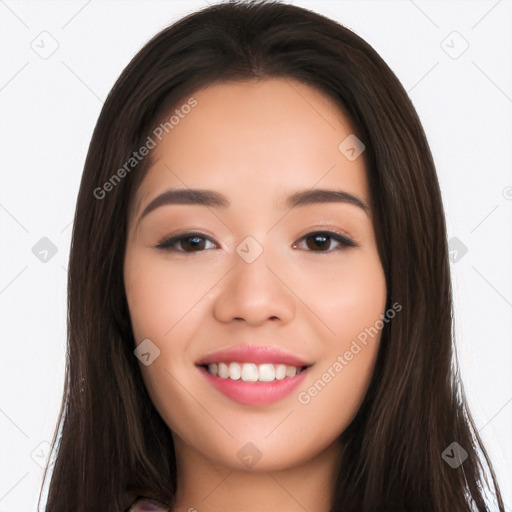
241,363,258,382
258,363,275,382
275,364,286,380
229,362,241,380
207,363,218,376
218,362,229,379
285,365,297,377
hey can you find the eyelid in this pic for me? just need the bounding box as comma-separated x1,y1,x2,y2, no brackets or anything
295,222,358,242
154,228,359,253
292,229,358,251
154,231,218,251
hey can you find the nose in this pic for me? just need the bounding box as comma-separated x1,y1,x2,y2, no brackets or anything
212,251,296,326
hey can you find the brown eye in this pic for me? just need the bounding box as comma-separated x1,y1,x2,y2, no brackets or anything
293,231,357,252
155,233,216,252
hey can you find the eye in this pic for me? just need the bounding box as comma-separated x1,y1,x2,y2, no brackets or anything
292,231,357,252
154,232,217,252
154,230,356,253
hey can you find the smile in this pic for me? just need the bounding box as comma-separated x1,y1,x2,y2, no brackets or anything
195,345,313,405
198,365,310,406
204,362,307,381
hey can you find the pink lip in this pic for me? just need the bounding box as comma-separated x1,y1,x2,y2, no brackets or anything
195,345,312,367
198,366,310,406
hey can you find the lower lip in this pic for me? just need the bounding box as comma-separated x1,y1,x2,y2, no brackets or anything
197,366,309,406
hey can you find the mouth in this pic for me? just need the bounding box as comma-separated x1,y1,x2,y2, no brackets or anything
198,362,310,382
195,345,313,405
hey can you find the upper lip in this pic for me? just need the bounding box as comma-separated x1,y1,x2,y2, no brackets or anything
196,345,312,367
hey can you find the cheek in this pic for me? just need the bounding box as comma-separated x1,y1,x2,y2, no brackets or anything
292,252,386,427
124,253,209,432
332,264,387,341
290,250,387,339
124,252,221,343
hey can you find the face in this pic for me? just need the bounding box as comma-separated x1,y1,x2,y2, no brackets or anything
124,78,387,472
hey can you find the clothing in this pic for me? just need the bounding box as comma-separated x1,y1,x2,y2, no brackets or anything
128,497,170,511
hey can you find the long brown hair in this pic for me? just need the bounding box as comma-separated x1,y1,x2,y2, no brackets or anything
41,1,504,510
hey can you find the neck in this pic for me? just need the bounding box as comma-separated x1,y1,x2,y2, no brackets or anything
171,437,341,512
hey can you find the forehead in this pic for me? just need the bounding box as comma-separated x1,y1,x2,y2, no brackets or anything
132,78,369,218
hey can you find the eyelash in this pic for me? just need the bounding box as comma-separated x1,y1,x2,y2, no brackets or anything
154,230,358,253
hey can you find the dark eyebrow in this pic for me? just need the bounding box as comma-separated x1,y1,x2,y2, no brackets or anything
284,189,370,212
137,187,370,225
137,188,229,224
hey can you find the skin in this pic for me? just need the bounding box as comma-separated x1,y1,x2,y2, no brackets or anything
124,78,387,512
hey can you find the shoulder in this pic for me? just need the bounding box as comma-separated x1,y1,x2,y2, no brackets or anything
128,497,170,511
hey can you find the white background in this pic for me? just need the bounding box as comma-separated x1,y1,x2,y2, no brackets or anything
0,1,511,510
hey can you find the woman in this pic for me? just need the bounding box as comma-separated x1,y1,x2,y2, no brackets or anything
40,1,504,511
